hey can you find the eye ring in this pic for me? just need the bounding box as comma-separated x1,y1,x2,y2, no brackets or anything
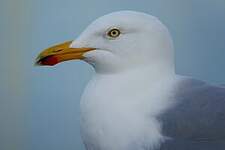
107,28,121,39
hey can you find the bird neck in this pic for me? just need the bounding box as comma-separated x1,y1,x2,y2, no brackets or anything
95,62,175,87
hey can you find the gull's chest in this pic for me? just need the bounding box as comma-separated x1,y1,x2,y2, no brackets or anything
80,75,151,128
80,76,172,150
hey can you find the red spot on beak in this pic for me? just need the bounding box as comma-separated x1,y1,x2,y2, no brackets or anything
39,56,59,66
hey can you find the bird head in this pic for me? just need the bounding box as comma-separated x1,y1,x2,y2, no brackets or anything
35,11,174,74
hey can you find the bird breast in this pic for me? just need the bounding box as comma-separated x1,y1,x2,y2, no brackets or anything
79,73,176,150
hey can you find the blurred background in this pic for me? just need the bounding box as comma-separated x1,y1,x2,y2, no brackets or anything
0,0,225,150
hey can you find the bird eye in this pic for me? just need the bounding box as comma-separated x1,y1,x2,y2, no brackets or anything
107,28,121,39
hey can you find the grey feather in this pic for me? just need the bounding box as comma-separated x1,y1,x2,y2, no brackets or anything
158,77,225,150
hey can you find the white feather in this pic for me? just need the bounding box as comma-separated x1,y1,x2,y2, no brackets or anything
70,11,178,150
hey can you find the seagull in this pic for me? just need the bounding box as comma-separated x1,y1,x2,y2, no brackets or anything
35,11,225,150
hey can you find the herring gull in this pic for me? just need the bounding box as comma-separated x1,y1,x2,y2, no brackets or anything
35,11,225,150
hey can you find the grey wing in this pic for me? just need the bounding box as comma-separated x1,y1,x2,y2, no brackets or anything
158,77,225,150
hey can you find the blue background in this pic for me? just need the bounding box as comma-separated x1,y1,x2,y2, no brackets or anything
0,0,225,150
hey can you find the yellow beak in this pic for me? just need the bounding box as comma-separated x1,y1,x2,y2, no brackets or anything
35,41,95,66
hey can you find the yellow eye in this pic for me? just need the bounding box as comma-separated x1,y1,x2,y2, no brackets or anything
107,28,121,38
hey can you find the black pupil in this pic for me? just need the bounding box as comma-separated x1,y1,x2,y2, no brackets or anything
110,29,119,37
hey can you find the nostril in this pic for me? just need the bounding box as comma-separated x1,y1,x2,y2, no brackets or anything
53,49,63,53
